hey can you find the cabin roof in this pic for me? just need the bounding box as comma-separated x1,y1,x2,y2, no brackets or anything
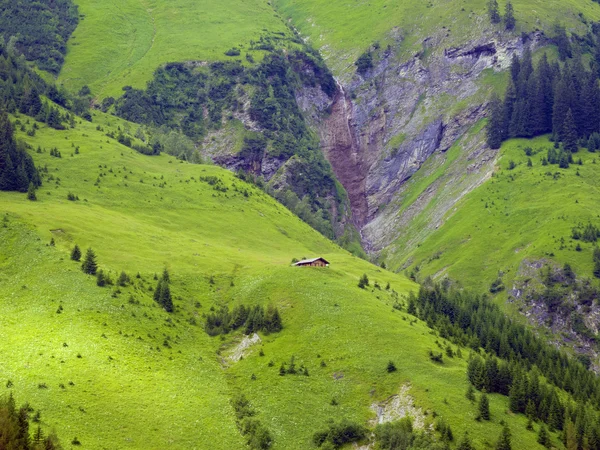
293,257,330,266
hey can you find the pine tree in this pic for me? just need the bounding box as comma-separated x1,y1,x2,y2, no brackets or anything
457,432,474,450
466,384,476,402
509,372,526,413
46,107,63,130
162,267,170,283
558,151,570,169
565,420,577,450
503,80,517,138
488,0,501,24
537,425,550,448
495,424,512,450
96,270,106,287
562,109,578,153
26,182,36,201
487,94,505,149
358,273,369,289
160,282,173,312
504,1,515,30
579,74,600,138
593,247,600,279
525,399,536,419
81,248,98,275
478,392,491,420
0,112,17,190
153,278,163,304
264,305,282,333
154,277,173,312
70,244,81,261
117,271,129,287
552,77,576,140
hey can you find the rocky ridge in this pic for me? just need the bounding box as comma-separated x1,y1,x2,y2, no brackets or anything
300,30,547,256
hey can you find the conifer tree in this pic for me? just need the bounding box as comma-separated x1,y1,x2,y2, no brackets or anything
504,1,515,30
154,277,173,312
264,305,282,333
466,384,476,402
160,282,173,312
81,248,98,275
525,399,536,420
579,74,600,138
486,94,505,149
358,273,369,289
495,424,512,450
70,244,81,261
593,247,600,279
509,372,526,413
488,0,501,24
565,420,577,450
153,279,163,303
478,392,491,420
457,432,474,450
562,109,578,153
117,271,129,287
502,80,517,138
96,269,106,287
26,181,36,201
537,425,550,448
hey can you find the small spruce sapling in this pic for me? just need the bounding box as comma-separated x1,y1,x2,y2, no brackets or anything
358,273,369,289
27,182,36,201
71,244,81,261
81,248,98,275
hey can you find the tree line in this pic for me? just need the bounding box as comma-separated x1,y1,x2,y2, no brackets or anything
408,282,600,446
113,49,344,243
0,110,39,193
0,393,62,449
487,0,515,31
0,0,78,74
205,304,282,336
487,23,600,151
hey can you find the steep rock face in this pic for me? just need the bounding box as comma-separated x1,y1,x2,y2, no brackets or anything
300,31,546,251
510,259,600,372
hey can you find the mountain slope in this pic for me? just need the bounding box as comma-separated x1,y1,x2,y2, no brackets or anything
274,0,600,77
0,110,551,449
59,0,291,98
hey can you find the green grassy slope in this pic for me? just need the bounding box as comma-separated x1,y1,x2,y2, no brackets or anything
394,134,600,296
274,0,600,75
0,113,550,449
59,0,290,98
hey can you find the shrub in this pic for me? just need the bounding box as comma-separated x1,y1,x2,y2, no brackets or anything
428,350,443,363
96,270,106,287
489,278,505,294
375,418,414,449
355,51,373,75
225,47,241,56
313,419,367,448
358,273,369,289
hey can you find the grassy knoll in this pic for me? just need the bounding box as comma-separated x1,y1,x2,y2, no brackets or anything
0,112,550,448
274,0,600,75
59,0,290,98
396,134,600,296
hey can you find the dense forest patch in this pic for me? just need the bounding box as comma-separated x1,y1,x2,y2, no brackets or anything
0,0,78,74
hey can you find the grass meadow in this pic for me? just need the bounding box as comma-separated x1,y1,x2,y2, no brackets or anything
0,112,551,448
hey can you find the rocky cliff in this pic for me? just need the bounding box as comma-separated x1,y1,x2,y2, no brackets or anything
301,30,547,257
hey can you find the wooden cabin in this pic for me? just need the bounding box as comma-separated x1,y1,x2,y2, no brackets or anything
293,257,330,267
